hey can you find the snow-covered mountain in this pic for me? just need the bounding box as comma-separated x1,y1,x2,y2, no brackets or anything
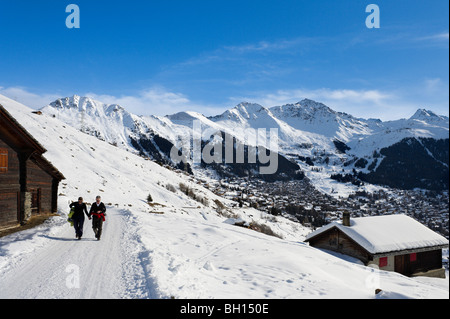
42,95,146,150
270,99,373,141
41,95,449,194
42,96,305,181
42,96,195,172
1,93,448,299
410,108,449,123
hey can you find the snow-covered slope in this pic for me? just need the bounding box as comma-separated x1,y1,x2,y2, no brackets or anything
203,99,448,194
0,94,447,299
41,95,142,150
348,110,449,157
209,98,448,160
269,99,373,143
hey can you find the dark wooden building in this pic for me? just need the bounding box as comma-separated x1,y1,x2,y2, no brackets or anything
305,213,449,278
0,104,65,230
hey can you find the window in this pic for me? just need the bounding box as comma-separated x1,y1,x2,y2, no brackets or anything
0,148,8,173
379,257,388,268
410,253,417,262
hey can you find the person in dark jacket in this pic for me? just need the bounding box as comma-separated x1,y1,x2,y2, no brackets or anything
89,196,106,241
69,197,91,240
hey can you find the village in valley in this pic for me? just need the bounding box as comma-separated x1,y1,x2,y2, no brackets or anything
188,175,450,241
201,175,449,274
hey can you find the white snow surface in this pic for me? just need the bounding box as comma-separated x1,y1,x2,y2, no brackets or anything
305,214,449,255
0,94,448,299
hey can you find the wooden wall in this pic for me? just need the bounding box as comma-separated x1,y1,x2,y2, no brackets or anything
395,249,443,276
0,139,20,227
26,158,54,215
1,106,63,229
308,227,372,264
1,138,58,229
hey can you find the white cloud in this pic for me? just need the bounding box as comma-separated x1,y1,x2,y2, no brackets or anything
424,78,444,93
1,84,447,121
417,32,449,42
229,87,448,121
0,86,62,109
231,88,392,109
223,37,318,54
85,87,229,117
0,86,221,117
434,32,449,40
85,87,195,116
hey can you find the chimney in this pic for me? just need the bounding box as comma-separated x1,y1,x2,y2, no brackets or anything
342,212,351,227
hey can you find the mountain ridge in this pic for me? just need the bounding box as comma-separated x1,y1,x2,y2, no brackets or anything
40,95,449,193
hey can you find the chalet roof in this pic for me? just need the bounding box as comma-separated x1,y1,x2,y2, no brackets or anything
0,104,47,154
0,103,65,181
305,214,448,255
31,153,66,181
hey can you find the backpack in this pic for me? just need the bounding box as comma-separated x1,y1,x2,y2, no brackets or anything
68,207,75,226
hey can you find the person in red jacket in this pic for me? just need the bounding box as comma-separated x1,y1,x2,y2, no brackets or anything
89,196,106,240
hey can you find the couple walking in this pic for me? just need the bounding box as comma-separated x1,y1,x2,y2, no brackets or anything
69,196,106,240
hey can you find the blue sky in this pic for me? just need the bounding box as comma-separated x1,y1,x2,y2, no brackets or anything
0,0,448,120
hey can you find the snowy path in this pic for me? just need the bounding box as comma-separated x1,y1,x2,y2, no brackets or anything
0,207,448,299
0,209,156,299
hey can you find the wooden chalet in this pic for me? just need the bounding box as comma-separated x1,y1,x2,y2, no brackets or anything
0,104,65,230
305,213,449,278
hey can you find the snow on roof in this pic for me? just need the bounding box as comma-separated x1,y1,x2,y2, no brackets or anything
305,214,449,255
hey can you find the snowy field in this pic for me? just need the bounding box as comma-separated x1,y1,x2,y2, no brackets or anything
0,95,448,299
1,208,448,299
